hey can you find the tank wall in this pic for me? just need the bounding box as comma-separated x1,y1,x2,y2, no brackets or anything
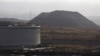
0,27,40,46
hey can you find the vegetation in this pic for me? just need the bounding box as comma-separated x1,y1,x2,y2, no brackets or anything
40,26,100,51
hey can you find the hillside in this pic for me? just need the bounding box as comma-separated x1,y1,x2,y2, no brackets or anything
29,10,98,28
40,26,100,53
87,16,100,25
41,26,100,45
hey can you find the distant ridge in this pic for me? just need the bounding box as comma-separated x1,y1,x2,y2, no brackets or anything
0,18,28,23
29,10,98,28
0,18,28,26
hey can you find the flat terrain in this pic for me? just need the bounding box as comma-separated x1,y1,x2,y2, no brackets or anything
40,26,100,51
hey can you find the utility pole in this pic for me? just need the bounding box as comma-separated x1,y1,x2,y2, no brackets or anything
30,10,32,19
29,10,33,20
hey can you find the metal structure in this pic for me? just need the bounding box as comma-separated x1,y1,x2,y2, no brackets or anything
0,25,40,50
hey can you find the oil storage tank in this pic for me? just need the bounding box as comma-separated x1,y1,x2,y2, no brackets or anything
0,25,40,50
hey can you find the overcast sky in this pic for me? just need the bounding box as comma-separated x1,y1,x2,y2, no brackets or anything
0,0,100,21
0,0,100,3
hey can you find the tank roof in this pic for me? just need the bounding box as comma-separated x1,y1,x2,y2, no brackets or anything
0,24,40,29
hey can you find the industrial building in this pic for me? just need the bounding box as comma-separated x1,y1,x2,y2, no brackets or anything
0,24,41,56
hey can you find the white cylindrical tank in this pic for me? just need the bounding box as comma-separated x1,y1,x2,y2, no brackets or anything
0,25,40,47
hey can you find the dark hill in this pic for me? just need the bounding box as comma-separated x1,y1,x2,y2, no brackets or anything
29,10,98,28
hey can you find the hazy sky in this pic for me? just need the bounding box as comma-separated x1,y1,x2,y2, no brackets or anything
0,0,100,3
0,0,100,21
